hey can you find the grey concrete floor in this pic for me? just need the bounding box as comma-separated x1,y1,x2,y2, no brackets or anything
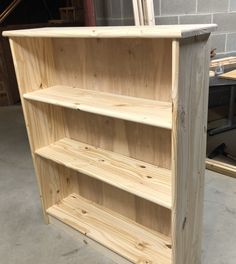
0,105,235,264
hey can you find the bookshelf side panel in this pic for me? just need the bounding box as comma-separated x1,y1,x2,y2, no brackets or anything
171,36,211,264
9,38,66,221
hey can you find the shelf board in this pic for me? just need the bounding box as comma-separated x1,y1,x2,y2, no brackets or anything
24,86,172,129
3,24,217,39
47,193,172,264
36,137,172,209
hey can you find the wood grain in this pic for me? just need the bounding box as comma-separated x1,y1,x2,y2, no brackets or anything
24,85,172,129
64,109,172,169
52,38,172,102
220,69,236,80
171,35,211,264
3,25,217,39
47,193,172,264
35,137,172,208
206,158,236,179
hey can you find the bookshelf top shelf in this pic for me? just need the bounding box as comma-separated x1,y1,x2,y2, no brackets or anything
3,24,217,39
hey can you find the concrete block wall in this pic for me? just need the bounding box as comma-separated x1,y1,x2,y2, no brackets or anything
155,0,236,54
94,0,134,26
94,0,236,54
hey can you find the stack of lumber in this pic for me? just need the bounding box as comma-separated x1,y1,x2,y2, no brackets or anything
210,57,236,70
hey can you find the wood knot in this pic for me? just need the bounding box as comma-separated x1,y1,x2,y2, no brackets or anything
137,259,152,264
182,217,187,230
115,104,127,107
81,210,87,215
135,241,148,251
180,108,185,126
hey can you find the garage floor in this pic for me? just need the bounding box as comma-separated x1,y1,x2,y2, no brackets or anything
0,105,236,264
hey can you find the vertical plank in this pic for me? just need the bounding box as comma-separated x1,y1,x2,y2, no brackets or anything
132,0,141,25
9,38,65,222
171,35,211,264
142,0,155,25
83,0,96,26
36,158,79,210
137,0,144,25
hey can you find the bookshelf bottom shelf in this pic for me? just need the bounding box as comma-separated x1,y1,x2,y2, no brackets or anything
47,193,172,264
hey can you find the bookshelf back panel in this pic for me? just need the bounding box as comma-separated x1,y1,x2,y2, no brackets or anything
64,108,172,169
37,158,171,236
52,38,172,101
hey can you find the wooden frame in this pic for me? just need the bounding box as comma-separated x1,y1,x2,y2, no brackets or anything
3,25,216,264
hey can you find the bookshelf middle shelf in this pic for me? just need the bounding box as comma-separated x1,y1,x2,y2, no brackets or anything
24,85,172,129
35,137,172,209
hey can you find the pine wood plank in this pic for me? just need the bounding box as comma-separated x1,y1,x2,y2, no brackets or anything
132,0,141,25
220,69,236,80
142,0,155,25
206,158,236,179
49,215,133,264
3,25,217,39
24,86,172,129
47,193,172,264
35,137,172,209
210,56,236,70
171,36,211,264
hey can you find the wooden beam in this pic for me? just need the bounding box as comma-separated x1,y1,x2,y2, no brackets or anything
83,0,96,26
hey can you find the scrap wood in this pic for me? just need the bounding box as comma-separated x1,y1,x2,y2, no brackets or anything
210,56,236,70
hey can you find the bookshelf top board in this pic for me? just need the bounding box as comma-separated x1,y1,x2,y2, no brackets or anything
3,24,217,39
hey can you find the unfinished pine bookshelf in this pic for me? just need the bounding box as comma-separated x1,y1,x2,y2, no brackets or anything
3,25,216,264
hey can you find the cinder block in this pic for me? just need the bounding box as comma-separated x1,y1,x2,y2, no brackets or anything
96,18,107,26
226,33,236,52
106,18,134,26
197,0,228,13
230,0,236,11
213,12,236,32
122,0,134,18
179,14,211,24
155,16,178,25
211,34,226,53
122,18,135,25
161,0,196,15
107,19,123,26
94,0,112,19
111,0,122,18
153,0,160,16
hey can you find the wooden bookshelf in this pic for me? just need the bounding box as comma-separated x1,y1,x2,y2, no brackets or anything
4,25,216,264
